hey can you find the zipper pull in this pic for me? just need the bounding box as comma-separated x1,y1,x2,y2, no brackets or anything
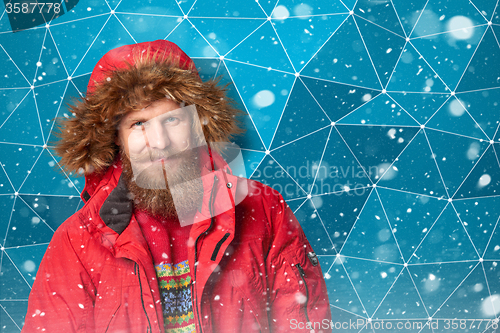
307,251,319,266
295,263,306,277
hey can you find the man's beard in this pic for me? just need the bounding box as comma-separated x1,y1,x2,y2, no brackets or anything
120,146,204,219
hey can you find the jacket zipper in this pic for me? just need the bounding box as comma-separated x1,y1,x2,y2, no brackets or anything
294,263,310,323
193,174,219,333
135,263,152,333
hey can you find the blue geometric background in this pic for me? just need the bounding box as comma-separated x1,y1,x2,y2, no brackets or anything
1,0,500,331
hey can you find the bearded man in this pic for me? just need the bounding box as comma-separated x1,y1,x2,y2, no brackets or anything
22,40,331,333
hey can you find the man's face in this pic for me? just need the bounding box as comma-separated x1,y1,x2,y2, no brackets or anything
117,98,194,183
116,98,205,218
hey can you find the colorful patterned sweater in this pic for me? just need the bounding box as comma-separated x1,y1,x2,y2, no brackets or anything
135,209,196,333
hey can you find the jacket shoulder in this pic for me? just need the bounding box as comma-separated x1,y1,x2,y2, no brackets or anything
240,177,287,208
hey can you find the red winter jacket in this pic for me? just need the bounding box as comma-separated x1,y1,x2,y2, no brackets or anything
22,151,331,333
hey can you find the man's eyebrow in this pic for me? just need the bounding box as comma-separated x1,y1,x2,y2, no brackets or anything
126,109,186,123
126,117,148,123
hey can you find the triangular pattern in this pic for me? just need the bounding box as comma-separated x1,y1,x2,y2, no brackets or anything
355,16,407,87
387,42,450,93
391,0,428,37
4,197,55,248
426,96,489,140
354,0,406,36
377,187,447,263
69,74,92,98
0,301,25,331
193,58,222,81
232,113,266,151
0,144,42,191
258,0,279,16
33,81,69,143
240,150,265,178
166,19,219,58
342,258,402,317
314,128,372,194
272,14,348,72
188,0,266,18
50,15,110,75
313,191,372,252
456,88,500,140
472,0,499,20
286,197,306,213
336,124,420,180
21,195,82,231
0,90,45,145
18,149,80,196
302,76,381,122
0,196,15,242
407,262,476,315
271,79,330,146
426,129,489,196
0,29,45,84
0,88,31,126
338,93,419,126
0,47,29,88
225,61,296,148
5,244,48,287
454,196,500,257
493,1,500,23
176,0,197,14
0,253,32,300
410,204,479,263
0,10,13,33
455,144,500,198
0,166,14,195
33,32,69,85
411,26,487,91
225,21,294,71
271,127,330,192
302,16,382,89
457,27,500,92
293,200,336,255
71,16,137,77
411,0,487,39
45,0,111,25
251,154,307,201
341,189,405,263
379,131,448,198
0,0,499,329
389,92,450,124
116,1,184,16
373,268,429,319
324,259,369,318
272,0,348,17
193,18,266,58
117,14,182,43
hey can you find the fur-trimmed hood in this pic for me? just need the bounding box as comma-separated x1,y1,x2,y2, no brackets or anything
53,40,242,177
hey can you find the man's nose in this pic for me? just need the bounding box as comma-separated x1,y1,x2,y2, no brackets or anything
144,120,170,150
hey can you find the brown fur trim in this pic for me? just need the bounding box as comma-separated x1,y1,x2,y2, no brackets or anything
52,56,243,175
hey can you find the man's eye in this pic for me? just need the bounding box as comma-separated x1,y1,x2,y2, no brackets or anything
165,117,178,123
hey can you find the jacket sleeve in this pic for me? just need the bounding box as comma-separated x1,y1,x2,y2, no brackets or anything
22,221,96,333
266,196,332,333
